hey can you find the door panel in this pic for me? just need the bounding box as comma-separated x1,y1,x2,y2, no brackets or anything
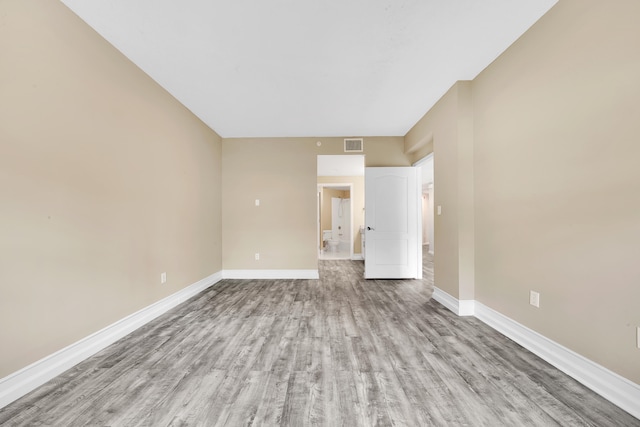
374,175,408,232
365,167,420,279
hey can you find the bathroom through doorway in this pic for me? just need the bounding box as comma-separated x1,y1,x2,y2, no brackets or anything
317,184,353,260
317,155,365,261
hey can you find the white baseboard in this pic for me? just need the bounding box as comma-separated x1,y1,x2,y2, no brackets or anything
458,299,475,316
432,287,475,316
431,287,640,420
351,253,364,261
474,302,640,420
0,271,223,410
222,269,319,280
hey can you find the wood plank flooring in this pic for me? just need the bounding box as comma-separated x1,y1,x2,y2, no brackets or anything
1,253,638,426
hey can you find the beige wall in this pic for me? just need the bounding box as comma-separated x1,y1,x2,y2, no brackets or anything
221,139,317,270
313,137,409,167
318,177,365,254
0,0,222,378
223,137,408,270
405,82,475,300
406,0,640,384
472,0,640,383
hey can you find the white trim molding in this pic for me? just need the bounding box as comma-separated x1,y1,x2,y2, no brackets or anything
458,299,475,317
432,287,475,316
0,271,223,410
474,302,640,420
431,287,640,420
222,269,319,280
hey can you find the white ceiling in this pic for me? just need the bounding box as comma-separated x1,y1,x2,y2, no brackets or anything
60,0,557,138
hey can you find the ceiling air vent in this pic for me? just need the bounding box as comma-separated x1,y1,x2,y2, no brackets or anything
344,138,363,153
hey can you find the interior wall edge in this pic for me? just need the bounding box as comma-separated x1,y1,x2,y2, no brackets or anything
431,287,474,317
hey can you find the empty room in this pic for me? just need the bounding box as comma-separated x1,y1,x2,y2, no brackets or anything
1,0,639,425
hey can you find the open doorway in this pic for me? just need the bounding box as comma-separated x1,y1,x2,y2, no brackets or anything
317,183,353,260
414,153,434,259
317,155,365,261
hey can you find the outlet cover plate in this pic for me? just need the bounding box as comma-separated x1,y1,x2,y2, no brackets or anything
529,290,540,308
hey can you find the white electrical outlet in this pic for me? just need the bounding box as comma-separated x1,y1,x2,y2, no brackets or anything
161,272,167,284
529,290,540,308
637,327,640,349
255,253,260,261
255,199,260,206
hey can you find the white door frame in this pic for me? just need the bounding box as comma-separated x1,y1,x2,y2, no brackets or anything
414,153,434,257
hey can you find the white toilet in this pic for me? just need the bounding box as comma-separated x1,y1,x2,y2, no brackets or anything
323,230,339,252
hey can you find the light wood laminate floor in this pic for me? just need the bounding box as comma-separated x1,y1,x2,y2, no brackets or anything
1,254,638,426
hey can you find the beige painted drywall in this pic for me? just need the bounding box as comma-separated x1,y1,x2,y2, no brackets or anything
472,0,640,383
404,82,475,300
222,137,408,270
313,137,408,167
318,176,365,254
0,0,222,378
410,138,434,167
221,139,317,270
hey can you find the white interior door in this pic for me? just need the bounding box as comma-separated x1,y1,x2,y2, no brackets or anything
365,167,421,279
